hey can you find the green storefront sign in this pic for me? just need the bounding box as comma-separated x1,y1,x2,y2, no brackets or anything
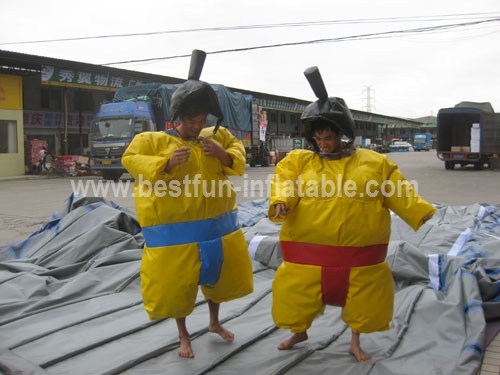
293,138,303,149
41,65,150,91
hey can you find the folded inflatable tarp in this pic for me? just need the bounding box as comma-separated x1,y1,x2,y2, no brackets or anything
0,195,499,375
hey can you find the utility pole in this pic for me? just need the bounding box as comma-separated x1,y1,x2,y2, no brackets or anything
362,85,375,112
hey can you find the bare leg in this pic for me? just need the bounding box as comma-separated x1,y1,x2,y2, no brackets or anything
176,318,194,358
207,300,234,342
349,331,371,362
277,331,308,350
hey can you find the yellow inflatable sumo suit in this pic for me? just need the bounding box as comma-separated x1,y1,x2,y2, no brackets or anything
122,126,253,320
269,148,436,334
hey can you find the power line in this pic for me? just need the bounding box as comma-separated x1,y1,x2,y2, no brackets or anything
102,17,500,66
1,12,499,46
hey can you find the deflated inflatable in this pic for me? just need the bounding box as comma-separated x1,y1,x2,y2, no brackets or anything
0,196,499,374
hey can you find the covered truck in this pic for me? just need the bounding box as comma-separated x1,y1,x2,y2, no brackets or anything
436,101,500,170
89,83,253,181
413,132,432,151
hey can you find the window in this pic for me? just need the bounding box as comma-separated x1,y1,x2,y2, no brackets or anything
74,90,94,111
0,120,18,153
269,112,277,123
41,87,62,110
134,120,144,135
280,113,287,124
268,111,278,134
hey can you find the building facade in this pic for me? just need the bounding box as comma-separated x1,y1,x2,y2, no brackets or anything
0,50,431,177
0,73,24,176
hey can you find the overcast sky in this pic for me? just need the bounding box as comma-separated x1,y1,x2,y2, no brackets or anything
2,0,499,119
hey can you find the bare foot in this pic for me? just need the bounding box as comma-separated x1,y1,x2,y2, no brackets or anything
209,323,235,342
178,337,195,358
277,332,308,350
349,346,371,362
350,331,371,362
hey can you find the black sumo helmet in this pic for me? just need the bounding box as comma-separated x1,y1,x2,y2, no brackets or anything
300,66,355,151
169,50,224,132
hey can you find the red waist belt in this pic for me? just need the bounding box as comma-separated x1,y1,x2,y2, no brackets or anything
280,241,388,307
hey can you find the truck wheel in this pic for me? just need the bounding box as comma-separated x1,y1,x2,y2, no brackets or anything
444,161,455,170
474,162,484,170
102,170,122,181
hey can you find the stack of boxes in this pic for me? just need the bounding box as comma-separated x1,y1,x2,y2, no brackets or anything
30,139,48,170
58,155,79,175
450,123,481,153
470,123,480,153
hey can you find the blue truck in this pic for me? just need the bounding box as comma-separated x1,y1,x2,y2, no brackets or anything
413,132,432,151
89,83,253,181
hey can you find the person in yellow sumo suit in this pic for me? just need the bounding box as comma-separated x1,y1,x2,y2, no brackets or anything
122,77,253,358
268,67,436,362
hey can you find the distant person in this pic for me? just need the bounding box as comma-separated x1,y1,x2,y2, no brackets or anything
268,67,436,362
122,65,253,358
38,147,48,173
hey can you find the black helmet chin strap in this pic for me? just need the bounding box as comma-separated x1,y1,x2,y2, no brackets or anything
317,142,356,160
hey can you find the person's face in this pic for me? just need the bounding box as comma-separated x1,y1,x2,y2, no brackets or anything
178,113,208,139
313,129,343,153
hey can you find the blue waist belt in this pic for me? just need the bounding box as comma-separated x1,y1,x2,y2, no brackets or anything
142,211,240,286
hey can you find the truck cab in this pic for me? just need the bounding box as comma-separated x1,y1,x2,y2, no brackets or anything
90,101,156,181
413,133,432,151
